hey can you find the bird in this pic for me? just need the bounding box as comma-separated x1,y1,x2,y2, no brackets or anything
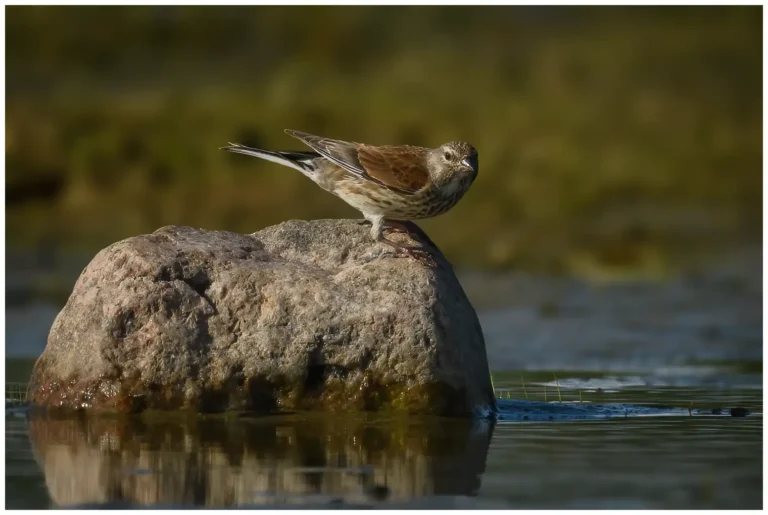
221,129,478,261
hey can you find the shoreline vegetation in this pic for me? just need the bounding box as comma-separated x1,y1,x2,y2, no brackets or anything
6,6,760,275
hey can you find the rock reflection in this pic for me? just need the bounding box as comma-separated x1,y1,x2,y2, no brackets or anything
28,412,494,508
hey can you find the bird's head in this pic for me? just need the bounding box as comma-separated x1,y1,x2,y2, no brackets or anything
427,141,479,186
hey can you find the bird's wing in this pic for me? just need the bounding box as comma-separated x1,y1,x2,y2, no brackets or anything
285,129,429,194
356,145,431,194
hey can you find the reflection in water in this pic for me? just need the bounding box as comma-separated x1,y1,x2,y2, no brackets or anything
28,413,494,508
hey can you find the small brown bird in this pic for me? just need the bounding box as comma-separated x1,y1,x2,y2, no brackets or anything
221,130,478,259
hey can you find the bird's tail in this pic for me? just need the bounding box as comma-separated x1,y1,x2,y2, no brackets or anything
220,143,318,173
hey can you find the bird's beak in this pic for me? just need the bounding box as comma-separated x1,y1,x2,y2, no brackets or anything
461,157,475,171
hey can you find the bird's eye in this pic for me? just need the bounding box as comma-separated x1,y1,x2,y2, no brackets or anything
443,152,451,160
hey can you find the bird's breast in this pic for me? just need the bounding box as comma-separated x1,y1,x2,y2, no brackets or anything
440,175,465,196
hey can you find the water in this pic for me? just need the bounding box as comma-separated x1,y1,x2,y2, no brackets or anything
5,378,762,509
482,415,762,509
4,249,763,508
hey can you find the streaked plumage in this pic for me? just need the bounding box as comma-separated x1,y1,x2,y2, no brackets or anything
222,129,478,260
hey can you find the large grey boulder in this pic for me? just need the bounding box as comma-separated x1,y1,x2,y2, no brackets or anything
27,220,496,417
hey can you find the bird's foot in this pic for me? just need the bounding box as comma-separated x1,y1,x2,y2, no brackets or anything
381,220,412,235
396,246,437,267
382,220,440,250
378,237,437,267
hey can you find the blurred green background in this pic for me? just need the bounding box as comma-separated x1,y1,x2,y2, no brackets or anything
6,6,761,275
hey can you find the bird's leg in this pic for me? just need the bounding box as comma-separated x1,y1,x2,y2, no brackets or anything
367,215,436,266
367,214,387,242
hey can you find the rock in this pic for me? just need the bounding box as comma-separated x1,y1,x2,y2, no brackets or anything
27,220,496,417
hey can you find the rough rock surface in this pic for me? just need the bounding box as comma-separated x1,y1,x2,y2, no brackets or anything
28,220,496,417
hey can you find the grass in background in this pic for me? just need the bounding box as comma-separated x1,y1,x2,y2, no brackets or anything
6,6,761,275
5,359,37,384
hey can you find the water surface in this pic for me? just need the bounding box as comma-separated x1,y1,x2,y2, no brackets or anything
5,250,762,508
6,368,761,509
